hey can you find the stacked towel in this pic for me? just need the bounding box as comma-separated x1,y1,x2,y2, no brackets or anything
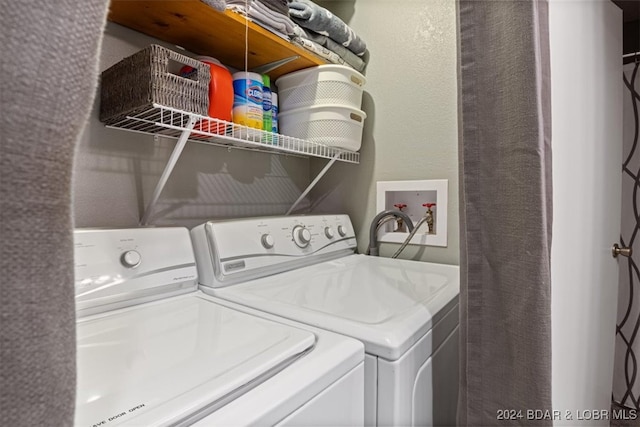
288,0,366,56
293,25,366,72
223,0,369,72
261,0,288,16
288,0,368,72
227,0,296,39
293,37,344,67
200,0,227,12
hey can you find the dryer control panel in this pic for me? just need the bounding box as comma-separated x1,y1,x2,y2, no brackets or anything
191,215,357,287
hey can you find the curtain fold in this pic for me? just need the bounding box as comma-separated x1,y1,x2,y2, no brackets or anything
0,0,108,424
457,1,553,425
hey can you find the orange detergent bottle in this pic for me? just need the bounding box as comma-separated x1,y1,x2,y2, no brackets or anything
181,56,233,135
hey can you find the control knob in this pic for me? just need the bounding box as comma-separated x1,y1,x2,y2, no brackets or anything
261,234,275,249
324,226,335,239
292,225,312,248
121,250,141,268
337,225,348,237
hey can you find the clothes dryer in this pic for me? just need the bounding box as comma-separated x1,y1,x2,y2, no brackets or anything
191,215,459,427
74,227,364,426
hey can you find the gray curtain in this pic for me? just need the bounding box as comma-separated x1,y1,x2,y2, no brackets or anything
0,0,108,425
457,1,553,425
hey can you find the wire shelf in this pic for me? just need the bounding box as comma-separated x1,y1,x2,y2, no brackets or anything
106,104,360,164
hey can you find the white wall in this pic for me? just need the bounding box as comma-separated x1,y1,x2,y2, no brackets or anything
73,23,311,228
308,0,460,265
549,0,623,424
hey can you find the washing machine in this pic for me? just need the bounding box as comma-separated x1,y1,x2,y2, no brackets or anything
73,226,364,427
190,214,460,427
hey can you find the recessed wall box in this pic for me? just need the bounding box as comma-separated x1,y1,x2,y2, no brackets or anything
376,180,448,247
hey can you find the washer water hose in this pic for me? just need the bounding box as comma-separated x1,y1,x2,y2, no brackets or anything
367,209,415,256
391,215,428,259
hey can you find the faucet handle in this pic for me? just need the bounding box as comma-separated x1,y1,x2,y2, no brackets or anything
422,203,436,234
393,204,407,232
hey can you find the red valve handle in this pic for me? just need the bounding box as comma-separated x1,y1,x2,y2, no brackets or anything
394,203,407,209
422,203,436,208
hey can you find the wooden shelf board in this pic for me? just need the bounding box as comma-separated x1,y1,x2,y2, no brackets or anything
107,0,326,79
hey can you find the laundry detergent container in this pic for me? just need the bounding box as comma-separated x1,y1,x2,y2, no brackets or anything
275,65,366,111
278,104,366,151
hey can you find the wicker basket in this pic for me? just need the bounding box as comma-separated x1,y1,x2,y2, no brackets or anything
99,44,210,125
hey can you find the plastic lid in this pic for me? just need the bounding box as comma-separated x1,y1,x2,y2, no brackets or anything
233,71,262,81
262,74,271,87
197,56,222,65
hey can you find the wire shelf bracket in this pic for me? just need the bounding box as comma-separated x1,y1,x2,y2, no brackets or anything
286,152,341,215
103,104,360,223
140,116,197,225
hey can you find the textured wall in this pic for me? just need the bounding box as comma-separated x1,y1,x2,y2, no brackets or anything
73,23,311,228
309,0,460,264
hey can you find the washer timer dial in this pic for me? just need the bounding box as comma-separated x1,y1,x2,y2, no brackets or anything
292,225,312,248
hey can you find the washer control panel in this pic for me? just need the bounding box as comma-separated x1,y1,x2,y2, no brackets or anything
191,215,357,287
74,227,198,316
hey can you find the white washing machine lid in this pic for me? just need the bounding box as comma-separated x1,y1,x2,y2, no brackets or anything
210,254,459,361
75,294,315,426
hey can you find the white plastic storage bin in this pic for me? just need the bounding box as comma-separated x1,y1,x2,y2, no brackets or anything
275,65,366,111
279,105,366,151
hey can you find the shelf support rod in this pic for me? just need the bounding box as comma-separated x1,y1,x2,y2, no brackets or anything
251,55,300,74
140,115,198,225
286,151,342,215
